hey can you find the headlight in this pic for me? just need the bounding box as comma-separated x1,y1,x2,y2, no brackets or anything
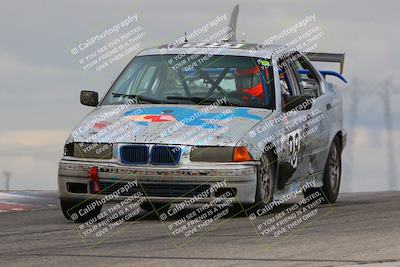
190,146,252,162
64,142,113,159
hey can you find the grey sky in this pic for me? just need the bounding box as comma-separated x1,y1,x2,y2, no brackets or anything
0,0,399,190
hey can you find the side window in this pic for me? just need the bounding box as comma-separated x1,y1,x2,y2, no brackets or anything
291,56,321,97
278,56,300,108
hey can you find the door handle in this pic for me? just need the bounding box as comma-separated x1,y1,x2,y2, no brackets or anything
326,103,332,110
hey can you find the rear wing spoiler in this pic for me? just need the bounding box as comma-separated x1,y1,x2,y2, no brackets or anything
305,52,345,74
305,52,347,83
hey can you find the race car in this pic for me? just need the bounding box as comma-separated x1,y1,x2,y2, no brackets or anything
58,7,346,222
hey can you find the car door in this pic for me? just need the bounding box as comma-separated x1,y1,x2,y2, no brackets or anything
276,55,311,187
290,54,333,174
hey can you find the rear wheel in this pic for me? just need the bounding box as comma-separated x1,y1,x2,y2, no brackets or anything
304,138,342,203
60,199,102,222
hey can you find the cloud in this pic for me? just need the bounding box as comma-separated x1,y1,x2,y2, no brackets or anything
0,129,69,149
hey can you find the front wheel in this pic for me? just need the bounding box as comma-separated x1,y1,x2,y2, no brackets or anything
235,152,275,214
304,138,342,203
255,152,276,207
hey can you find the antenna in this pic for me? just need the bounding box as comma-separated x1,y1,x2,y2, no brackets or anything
225,4,239,42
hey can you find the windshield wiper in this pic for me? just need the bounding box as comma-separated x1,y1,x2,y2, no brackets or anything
166,95,260,107
112,93,165,104
166,96,215,104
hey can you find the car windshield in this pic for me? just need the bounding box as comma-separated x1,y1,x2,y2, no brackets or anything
101,54,273,108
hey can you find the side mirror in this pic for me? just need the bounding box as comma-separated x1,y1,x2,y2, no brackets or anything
302,79,318,91
302,80,319,97
283,95,314,112
80,91,98,107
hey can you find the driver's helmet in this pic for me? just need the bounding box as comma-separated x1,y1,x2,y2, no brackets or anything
235,66,264,100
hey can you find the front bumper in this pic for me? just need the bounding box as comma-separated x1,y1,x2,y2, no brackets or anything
58,159,258,204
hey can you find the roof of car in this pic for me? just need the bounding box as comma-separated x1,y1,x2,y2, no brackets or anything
137,42,288,59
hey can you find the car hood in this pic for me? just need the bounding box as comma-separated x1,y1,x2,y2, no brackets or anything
71,104,272,146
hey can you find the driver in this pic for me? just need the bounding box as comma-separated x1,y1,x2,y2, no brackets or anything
235,66,265,100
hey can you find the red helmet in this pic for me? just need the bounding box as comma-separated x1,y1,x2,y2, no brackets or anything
235,66,265,100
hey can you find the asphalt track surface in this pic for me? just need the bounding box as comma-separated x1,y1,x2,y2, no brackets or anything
0,191,399,267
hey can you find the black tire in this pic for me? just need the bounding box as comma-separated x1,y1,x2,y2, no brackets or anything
304,138,342,203
254,152,276,208
229,152,276,215
60,199,102,222
140,201,170,212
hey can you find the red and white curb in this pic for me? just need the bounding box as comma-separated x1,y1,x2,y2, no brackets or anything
0,192,33,213
0,203,30,213
0,191,57,213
